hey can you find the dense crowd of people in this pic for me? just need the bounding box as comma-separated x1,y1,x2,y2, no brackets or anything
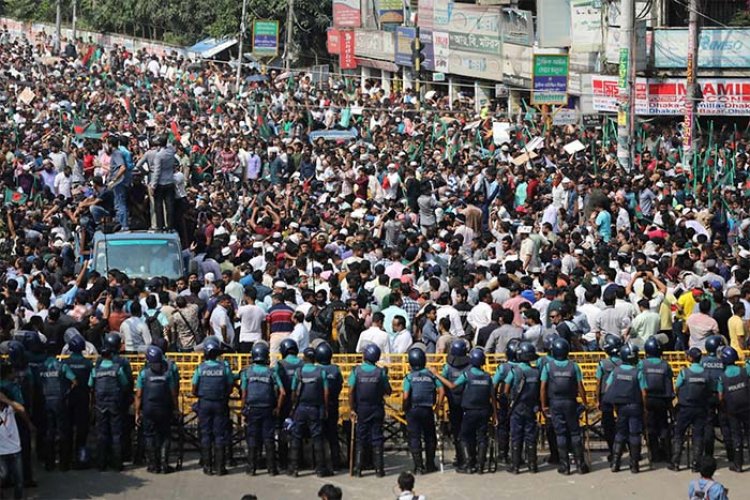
0,26,747,499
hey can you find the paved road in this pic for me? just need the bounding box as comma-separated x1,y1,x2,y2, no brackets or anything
22,450,743,500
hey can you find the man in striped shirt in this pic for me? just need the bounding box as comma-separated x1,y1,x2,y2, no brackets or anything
266,293,295,357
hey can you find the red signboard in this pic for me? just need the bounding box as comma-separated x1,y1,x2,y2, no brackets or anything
327,28,341,55
333,0,361,28
340,30,357,69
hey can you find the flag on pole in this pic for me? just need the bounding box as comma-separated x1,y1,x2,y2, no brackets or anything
3,188,27,205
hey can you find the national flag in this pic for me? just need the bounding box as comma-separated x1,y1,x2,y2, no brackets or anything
81,45,95,67
171,121,181,142
4,188,27,205
120,97,135,122
255,104,272,140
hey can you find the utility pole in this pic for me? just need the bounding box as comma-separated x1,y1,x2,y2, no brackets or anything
235,0,248,91
54,0,62,54
72,0,77,43
285,0,294,70
683,0,699,171
616,0,634,172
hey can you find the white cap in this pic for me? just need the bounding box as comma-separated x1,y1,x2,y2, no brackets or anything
273,281,287,289
205,273,215,282
221,247,231,257
252,242,263,249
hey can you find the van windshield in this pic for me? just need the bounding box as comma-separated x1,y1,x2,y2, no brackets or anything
94,238,182,279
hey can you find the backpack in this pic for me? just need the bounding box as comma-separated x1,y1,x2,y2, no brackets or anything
690,479,717,500
145,309,164,340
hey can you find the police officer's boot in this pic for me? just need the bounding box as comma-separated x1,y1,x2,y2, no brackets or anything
314,439,333,478
353,446,363,477
264,440,278,476
246,445,256,475
647,433,659,462
629,442,641,474
148,444,161,473
730,447,743,472
201,446,213,475
373,445,386,477
507,443,522,474
160,440,174,474
425,442,438,473
527,442,538,473
573,442,588,474
453,440,465,470
410,448,424,475
477,443,487,475
111,444,123,472
288,439,300,477
557,445,570,475
667,440,682,471
59,440,72,472
214,445,228,476
610,442,623,473
456,443,472,473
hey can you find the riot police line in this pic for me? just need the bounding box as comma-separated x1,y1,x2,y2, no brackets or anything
2,329,750,488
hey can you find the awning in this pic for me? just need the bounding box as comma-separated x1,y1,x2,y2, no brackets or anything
187,37,238,59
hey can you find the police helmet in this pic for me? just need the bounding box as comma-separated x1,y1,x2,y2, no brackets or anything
505,338,521,363
720,346,739,366
204,337,221,359
280,338,299,358
516,341,538,363
408,347,427,370
687,347,702,363
620,343,639,364
7,340,25,366
469,348,486,368
551,337,570,361
449,339,468,357
22,330,44,353
252,342,270,364
315,342,333,365
705,335,726,356
363,344,381,364
103,333,122,354
644,337,662,358
68,334,86,354
145,345,164,364
303,347,316,361
602,334,623,357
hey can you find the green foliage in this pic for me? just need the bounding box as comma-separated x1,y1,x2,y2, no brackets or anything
730,10,750,27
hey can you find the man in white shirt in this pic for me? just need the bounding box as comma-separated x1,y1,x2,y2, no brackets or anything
467,288,493,343
289,311,309,352
210,295,235,346
0,388,28,500
436,294,464,337
236,287,266,353
120,302,152,353
356,312,389,354
389,315,413,354
54,166,73,199
578,290,604,350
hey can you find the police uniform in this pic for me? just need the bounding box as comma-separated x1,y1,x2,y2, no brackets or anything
403,368,442,473
192,359,234,474
112,354,135,462
505,362,540,473
453,367,493,474
26,349,47,463
542,359,585,474
537,355,559,464
89,358,130,471
61,353,93,467
137,363,177,473
717,363,750,471
669,363,712,471
8,355,36,484
604,364,646,472
290,361,329,476
39,355,77,470
641,356,674,462
320,362,344,470
441,360,470,466
275,354,304,466
596,354,622,456
492,361,515,464
348,360,390,476
700,353,725,459
241,363,283,475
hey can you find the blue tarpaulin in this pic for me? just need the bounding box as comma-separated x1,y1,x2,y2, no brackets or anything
187,38,238,59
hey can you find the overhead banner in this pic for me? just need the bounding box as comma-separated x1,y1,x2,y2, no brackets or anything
448,52,503,80
654,28,750,69
377,0,404,25
333,0,361,28
447,4,502,55
252,20,279,57
420,29,435,71
570,0,602,52
532,54,569,105
502,43,533,88
340,30,357,69
395,27,416,67
417,0,434,31
354,30,395,61
537,0,571,47
501,8,534,46
591,75,647,113
327,28,341,54
432,31,450,73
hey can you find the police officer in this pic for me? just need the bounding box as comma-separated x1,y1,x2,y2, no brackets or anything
274,338,304,468
315,341,344,472
241,341,285,476
504,341,540,474
537,336,559,465
669,347,712,472
89,338,130,471
191,337,234,476
403,346,443,475
62,333,93,469
348,344,391,477
540,337,589,475
135,345,179,474
289,346,331,477
596,334,623,459
492,338,520,465
102,333,135,463
440,339,470,469
6,340,36,486
38,338,77,470
641,337,674,463
717,346,750,472
23,331,47,463
701,335,726,460
604,342,646,473
434,348,496,475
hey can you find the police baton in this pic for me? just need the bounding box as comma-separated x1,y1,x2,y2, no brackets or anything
583,406,592,466
348,415,356,476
